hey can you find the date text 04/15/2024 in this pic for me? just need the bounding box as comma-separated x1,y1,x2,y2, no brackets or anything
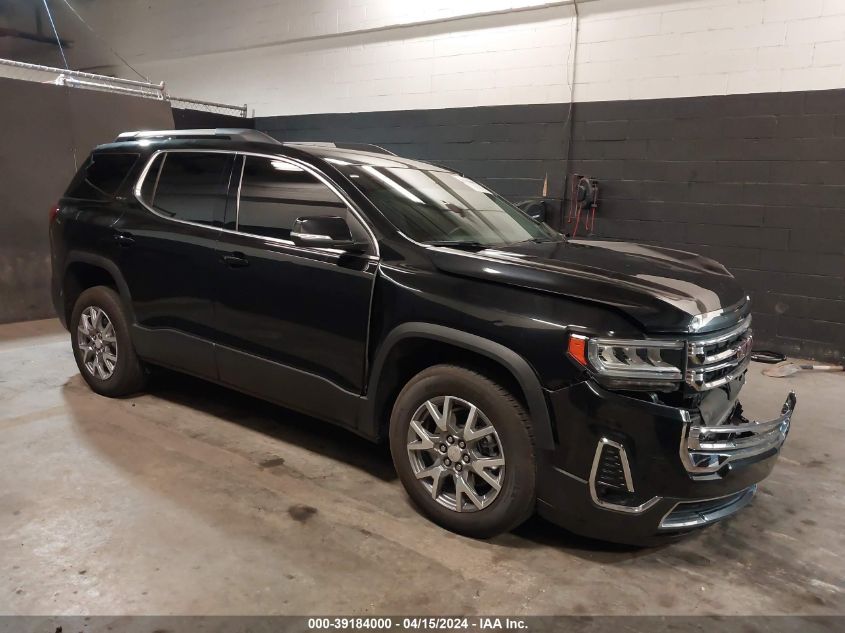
307,618,528,630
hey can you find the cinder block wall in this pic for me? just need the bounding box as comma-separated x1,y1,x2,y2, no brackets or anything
256,89,845,362
568,91,845,361
85,0,845,360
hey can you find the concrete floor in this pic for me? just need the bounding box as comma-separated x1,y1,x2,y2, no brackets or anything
1,318,843,616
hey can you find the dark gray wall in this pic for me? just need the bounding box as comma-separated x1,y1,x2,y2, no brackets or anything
172,107,254,130
257,90,845,362
0,77,173,324
258,104,570,211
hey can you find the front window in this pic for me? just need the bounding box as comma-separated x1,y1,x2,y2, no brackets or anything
233,156,372,249
338,164,559,247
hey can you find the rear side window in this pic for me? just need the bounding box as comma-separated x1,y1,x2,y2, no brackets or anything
66,152,139,200
236,156,364,242
139,152,234,226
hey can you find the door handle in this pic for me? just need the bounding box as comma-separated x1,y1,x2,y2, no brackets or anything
221,252,249,268
114,232,135,247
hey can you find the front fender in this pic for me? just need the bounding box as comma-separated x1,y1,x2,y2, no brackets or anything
363,322,554,449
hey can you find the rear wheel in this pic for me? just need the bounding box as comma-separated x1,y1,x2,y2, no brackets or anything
71,286,146,397
389,365,535,538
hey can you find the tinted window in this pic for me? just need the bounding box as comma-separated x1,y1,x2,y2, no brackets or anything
66,152,139,200
236,156,359,242
140,152,234,226
338,164,558,247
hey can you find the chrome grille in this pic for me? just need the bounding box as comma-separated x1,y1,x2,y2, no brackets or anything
685,315,752,391
680,392,796,478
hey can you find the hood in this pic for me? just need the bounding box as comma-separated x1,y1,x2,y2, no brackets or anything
427,239,748,333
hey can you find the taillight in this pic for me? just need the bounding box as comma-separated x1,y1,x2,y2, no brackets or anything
49,204,60,224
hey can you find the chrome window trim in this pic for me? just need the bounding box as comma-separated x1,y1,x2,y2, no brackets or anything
133,148,380,261
149,151,166,201
289,231,334,241
234,154,245,230
133,148,236,232
588,437,660,514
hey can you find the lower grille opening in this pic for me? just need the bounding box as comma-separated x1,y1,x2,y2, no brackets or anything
659,485,756,531
596,444,628,491
589,437,660,513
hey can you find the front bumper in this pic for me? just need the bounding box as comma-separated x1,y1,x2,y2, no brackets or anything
535,380,795,545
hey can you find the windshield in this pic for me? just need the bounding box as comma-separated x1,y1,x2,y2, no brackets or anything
338,164,560,246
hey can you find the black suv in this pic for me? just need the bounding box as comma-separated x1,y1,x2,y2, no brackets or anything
50,128,796,544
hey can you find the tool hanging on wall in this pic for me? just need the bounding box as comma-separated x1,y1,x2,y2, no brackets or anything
514,171,563,225
566,174,599,238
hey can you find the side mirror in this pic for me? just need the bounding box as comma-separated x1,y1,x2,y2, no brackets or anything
290,215,361,250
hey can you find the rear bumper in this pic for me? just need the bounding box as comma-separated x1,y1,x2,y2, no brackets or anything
535,380,795,545
51,273,67,329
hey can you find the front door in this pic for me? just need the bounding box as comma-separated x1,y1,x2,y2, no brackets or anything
213,154,377,426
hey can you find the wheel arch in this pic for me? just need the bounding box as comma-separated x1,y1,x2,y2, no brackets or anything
361,322,554,449
63,252,136,326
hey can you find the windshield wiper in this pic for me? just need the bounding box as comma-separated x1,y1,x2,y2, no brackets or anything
425,240,489,249
510,237,561,245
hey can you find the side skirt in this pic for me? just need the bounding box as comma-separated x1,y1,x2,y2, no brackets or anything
131,324,372,437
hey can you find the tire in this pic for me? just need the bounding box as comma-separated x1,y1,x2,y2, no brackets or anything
70,285,146,397
389,365,536,538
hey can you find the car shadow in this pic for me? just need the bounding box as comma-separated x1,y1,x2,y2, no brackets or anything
66,370,668,560
145,368,398,482
499,515,666,562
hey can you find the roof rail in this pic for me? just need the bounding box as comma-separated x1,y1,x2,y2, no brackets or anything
283,141,396,156
115,128,280,144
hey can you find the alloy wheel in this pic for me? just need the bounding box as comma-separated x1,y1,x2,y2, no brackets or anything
406,395,505,512
77,306,118,380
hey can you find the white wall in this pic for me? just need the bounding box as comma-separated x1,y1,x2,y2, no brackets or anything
575,0,845,101
84,0,845,115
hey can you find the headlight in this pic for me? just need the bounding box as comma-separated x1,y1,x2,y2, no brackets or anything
568,334,685,391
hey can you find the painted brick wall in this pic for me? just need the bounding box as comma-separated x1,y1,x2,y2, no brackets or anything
81,0,576,115
257,90,845,361
574,0,845,102
83,0,845,114
259,104,572,201
568,90,845,361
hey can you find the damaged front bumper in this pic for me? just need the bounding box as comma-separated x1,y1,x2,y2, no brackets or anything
680,391,796,478
535,381,796,545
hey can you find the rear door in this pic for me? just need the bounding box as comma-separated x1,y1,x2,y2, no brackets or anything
213,154,378,426
114,150,236,379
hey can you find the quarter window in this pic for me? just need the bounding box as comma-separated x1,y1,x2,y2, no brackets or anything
66,152,139,200
140,152,234,226
236,156,367,244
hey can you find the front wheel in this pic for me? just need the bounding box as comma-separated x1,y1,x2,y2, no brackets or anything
389,365,536,538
